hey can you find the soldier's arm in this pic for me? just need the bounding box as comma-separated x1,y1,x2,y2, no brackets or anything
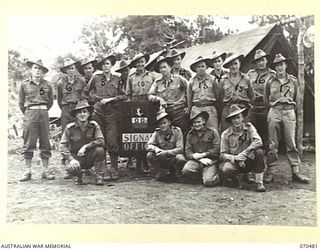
264,79,271,107
220,131,234,161
220,79,225,103
47,84,54,110
187,79,193,111
125,77,132,98
57,81,63,108
239,124,263,158
204,129,220,159
146,131,161,153
60,128,74,161
113,79,128,102
185,133,194,160
18,84,26,114
167,128,184,155
247,79,255,101
294,77,299,107
85,122,105,149
148,81,160,102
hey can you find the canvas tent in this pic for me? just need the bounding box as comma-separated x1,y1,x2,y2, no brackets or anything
174,23,314,139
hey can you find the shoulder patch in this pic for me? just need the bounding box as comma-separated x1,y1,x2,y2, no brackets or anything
66,122,76,128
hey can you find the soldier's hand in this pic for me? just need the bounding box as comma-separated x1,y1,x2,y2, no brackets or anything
77,145,87,157
238,161,246,169
192,153,203,160
235,153,247,162
165,150,175,157
69,159,81,172
156,149,165,156
199,158,212,166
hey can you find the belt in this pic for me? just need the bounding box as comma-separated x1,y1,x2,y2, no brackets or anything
27,105,47,110
165,103,186,111
272,103,295,110
63,102,77,106
192,101,215,107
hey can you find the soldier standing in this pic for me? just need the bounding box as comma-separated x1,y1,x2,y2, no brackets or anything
188,56,220,131
78,58,98,83
18,59,54,181
60,100,105,185
264,54,309,184
182,110,220,187
209,51,228,125
220,104,266,192
220,53,255,131
167,49,192,81
148,56,189,135
115,59,130,92
146,111,186,182
82,54,127,180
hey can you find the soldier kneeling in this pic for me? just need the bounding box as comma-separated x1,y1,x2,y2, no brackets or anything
146,110,186,182
220,104,266,192
60,100,105,185
182,110,220,187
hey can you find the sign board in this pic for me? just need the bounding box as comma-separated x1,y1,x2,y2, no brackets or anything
118,101,159,157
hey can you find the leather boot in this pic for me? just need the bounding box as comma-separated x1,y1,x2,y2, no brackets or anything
263,165,274,183
19,158,32,182
95,161,104,186
109,153,119,181
255,173,266,192
41,158,55,180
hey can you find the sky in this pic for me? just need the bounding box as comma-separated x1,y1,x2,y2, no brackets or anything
7,15,257,65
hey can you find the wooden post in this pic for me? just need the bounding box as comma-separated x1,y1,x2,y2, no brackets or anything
296,18,306,155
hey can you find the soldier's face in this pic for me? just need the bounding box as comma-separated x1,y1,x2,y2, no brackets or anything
102,59,112,73
275,62,287,75
83,63,95,77
76,108,90,122
256,57,267,70
212,57,223,70
173,56,182,68
192,116,206,131
196,62,207,75
136,58,146,71
31,64,43,78
229,59,240,74
231,114,244,128
158,118,171,132
66,65,77,76
159,62,170,76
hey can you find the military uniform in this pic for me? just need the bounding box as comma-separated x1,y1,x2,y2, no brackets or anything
171,67,192,81
126,70,156,101
57,76,86,131
148,74,189,134
146,126,186,180
247,68,276,148
19,77,53,160
183,127,220,187
265,73,300,170
60,120,105,184
220,73,255,131
188,73,220,130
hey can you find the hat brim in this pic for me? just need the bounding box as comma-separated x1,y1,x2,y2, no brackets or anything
96,55,117,70
225,108,248,123
60,61,81,74
223,55,245,68
190,58,211,73
70,106,93,117
170,51,186,60
252,54,269,64
129,55,150,68
78,60,98,76
115,63,130,73
154,58,174,73
190,111,209,122
26,61,49,73
154,113,172,124
270,58,292,68
211,52,227,63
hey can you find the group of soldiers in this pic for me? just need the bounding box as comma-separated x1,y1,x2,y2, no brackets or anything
18,47,310,191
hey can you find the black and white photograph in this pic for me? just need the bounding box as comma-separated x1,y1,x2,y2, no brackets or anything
7,14,315,226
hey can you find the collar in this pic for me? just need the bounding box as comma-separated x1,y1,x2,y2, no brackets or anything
274,73,290,84
29,76,44,85
135,69,147,76
196,73,210,81
230,123,248,135
161,74,174,84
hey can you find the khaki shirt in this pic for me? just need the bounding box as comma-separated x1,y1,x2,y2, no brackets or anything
247,68,276,107
126,70,156,97
18,77,53,114
188,73,220,106
264,73,298,107
210,69,229,86
221,72,255,104
146,126,184,155
171,67,192,81
185,127,220,161
82,73,127,113
220,122,262,160
57,76,86,108
148,74,188,106
60,120,104,161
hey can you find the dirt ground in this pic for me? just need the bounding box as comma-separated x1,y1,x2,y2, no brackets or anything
7,138,316,226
